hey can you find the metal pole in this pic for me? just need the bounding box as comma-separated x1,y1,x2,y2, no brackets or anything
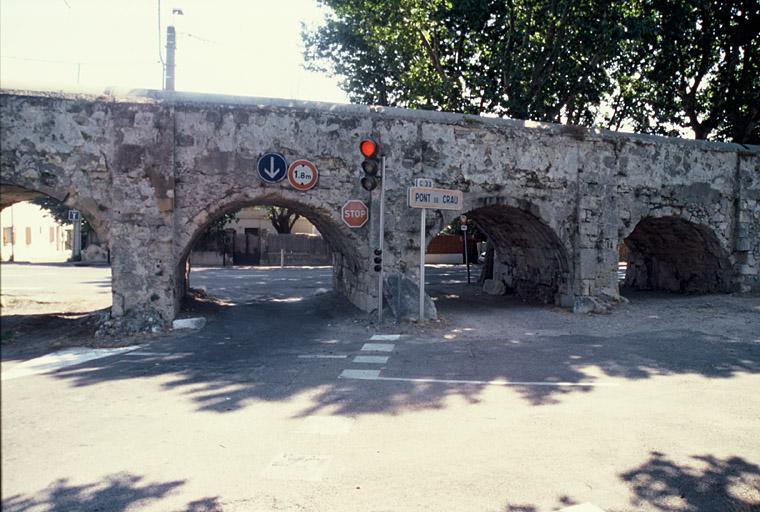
165,25,176,91
378,156,386,323
72,216,81,260
463,231,470,284
280,248,284,268
419,208,426,321
9,204,15,262
396,273,401,324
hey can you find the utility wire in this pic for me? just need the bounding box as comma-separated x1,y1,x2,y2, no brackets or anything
1,55,158,66
158,0,165,88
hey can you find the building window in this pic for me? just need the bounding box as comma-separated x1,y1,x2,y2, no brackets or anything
50,227,55,243
2,227,12,246
25,227,32,245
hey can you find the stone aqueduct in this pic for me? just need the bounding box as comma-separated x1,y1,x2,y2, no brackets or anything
1,90,758,328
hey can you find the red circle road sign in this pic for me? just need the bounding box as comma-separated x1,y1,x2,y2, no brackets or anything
287,159,319,191
341,200,369,228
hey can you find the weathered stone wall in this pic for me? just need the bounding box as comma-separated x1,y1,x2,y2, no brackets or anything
1,89,758,328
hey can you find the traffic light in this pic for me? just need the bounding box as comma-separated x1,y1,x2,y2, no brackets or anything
360,138,380,191
373,248,382,272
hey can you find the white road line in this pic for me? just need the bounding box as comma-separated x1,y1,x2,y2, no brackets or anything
260,453,332,482
294,416,355,435
558,503,606,512
297,354,348,359
353,355,389,364
340,369,381,379
339,370,619,387
1,346,139,381
370,334,401,341
360,343,395,352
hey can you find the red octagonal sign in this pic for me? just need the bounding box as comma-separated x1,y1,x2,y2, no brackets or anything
341,200,369,228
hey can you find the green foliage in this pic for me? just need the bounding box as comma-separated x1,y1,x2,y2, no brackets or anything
304,0,759,143
31,196,92,233
195,212,237,251
610,0,759,142
439,216,485,241
305,0,635,123
264,206,301,234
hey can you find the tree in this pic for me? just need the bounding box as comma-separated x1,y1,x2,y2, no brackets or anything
194,212,236,252
610,0,759,143
266,206,301,234
31,196,91,233
304,0,759,143
304,0,634,124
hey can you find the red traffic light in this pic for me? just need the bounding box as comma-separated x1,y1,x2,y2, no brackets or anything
360,139,379,158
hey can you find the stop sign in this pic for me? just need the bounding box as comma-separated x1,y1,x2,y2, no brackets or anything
341,200,369,228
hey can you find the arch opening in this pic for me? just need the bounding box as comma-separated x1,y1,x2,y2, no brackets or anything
1,186,112,355
424,203,570,312
619,217,732,294
177,196,363,314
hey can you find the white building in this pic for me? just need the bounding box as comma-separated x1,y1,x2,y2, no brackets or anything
225,207,318,236
1,201,71,262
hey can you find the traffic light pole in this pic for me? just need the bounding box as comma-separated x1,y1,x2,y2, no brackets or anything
419,207,426,321
377,156,386,323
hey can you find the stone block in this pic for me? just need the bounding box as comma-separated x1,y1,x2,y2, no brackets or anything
383,273,437,322
172,317,206,330
483,279,507,295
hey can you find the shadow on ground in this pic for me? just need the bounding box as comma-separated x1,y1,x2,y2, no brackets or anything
621,452,760,512
36,284,760,416
1,309,113,361
499,453,760,512
4,452,757,512
0,472,223,512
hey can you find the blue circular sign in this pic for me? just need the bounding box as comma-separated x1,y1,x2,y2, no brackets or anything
257,153,287,183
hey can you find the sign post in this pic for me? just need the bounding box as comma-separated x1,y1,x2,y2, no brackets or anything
460,215,470,284
419,207,426,320
378,156,386,323
408,186,464,321
68,210,81,260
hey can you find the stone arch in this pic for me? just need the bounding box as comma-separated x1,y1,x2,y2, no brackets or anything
0,180,109,245
620,214,733,293
429,195,573,305
175,189,367,313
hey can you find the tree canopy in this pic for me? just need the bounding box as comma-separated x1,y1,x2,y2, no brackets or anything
31,196,91,233
304,0,759,143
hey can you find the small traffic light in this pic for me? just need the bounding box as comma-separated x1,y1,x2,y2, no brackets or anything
360,138,380,191
373,248,382,272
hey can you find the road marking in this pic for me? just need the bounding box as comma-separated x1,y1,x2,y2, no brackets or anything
340,369,381,379
294,416,355,435
361,343,395,352
261,454,332,482
339,371,619,387
353,355,389,364
370,334,401,341
558,504,606,512
297,354,348,359
1,346,139,381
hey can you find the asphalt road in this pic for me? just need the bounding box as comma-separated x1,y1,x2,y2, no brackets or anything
2,264,760,511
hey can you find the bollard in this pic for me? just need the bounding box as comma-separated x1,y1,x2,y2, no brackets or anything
280,248,284,268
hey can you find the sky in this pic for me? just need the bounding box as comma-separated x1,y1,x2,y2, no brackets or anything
0,0,349,103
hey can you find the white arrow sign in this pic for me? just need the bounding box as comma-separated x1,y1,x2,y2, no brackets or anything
264,156,280,178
